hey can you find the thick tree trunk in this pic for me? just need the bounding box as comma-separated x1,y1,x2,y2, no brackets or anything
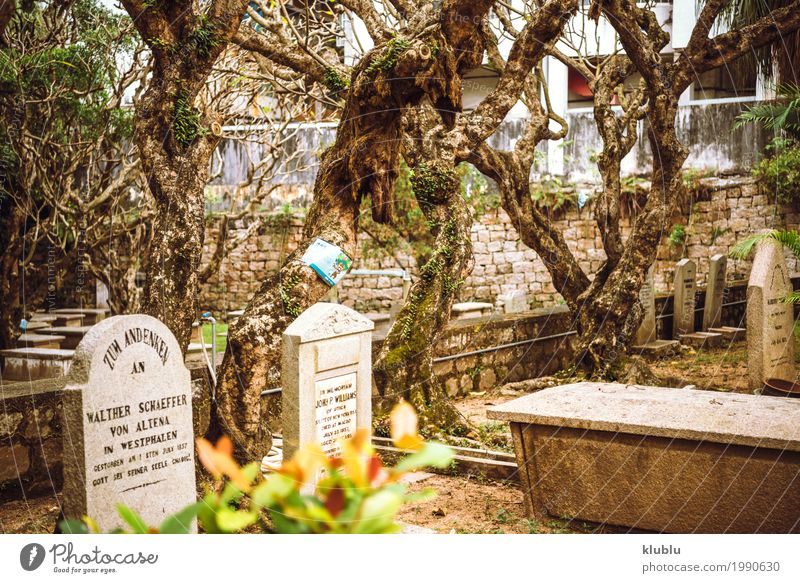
374,162,472,432
573,97,688,377
214,8,494,460
134,74,220,352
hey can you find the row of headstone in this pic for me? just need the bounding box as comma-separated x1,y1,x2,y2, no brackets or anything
61,302,374,530
633,255,731,351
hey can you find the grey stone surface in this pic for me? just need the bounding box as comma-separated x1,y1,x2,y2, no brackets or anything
747,239,796,389
488,381,800,451
451,302,494,320
679,331,723,349
62,315,197,531
702,254,727,331
631,339,680,357
493,382,800,533
499,290,528,314
0,348,74,381
634,266,656,345
37,326,92,349
281,303,373,462
672,259,697,338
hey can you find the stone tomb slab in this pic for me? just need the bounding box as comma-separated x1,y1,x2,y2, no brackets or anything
747,239,796,390
488,382,800,533
37,326,92,349
62,315,196,531
282,303,373,462
53,308,110,326
0,348,74,381
17,333,65,349
451,302,494,320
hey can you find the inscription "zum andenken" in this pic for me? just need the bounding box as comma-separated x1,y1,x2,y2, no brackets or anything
102,327,171,370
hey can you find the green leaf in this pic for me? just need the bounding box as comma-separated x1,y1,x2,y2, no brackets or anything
158,502,203,534
251,473,295,508
394,442,454,473
729,231,771,260
59,519,89,534
352,490,403,534
116,504,149,534
215,508,259,533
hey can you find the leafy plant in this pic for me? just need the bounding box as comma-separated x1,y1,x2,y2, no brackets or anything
730,229,800,303
61,402,454,534
668,224,686,247
751,140,800,204
735,83,800,140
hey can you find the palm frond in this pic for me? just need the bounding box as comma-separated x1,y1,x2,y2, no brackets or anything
729,231,773,260
781,290,800,304
767,229,800,259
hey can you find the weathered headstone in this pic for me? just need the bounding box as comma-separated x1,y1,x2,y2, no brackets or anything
634,266,656,345
672,259,697,338
747,239,796,390
702,254,727,331
500,290,528,314
62,315,196,531
282,303,373,461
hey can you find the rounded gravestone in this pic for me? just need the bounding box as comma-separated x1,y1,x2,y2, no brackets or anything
62,315,196,531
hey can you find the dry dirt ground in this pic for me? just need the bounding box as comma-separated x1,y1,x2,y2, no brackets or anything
0,340,762,534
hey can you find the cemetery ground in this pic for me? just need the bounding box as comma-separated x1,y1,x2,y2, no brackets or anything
0,329,772,535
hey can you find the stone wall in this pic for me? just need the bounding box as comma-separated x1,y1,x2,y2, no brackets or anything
200,175,799,317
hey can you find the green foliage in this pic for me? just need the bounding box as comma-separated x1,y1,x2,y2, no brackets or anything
531,176,577,211
185,14,220,59
735,83,800,140
279,272,303,318
62,405,454,534
410,163,457,204
172,90,208,147
365,36,409,75
752,139,800,204
731,229,800,304
323,67,350,93
668,224,686,247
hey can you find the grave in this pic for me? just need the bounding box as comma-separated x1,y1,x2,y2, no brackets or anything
747,238,796,390
672,258,697,338
451,302,494,320
53,307,110,326
0,348,74,381
52,313,86,328
62,314,197,531
499,291,528,314
632,266,678,356
37,325,92,349
16,333,65,349
634,266,657,346
702,254,727,331
281,303,373,462
488,381,800,533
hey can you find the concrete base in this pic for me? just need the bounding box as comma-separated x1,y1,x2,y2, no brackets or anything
0,348,74,381
631,340,680,357
680,331,724,349
709,326,746,342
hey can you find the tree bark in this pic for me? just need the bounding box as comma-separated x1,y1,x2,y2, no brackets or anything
374,161,472,432
215,3,495,460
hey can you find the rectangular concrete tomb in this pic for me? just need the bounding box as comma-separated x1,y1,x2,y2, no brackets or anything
282,303,373,461
0,348,74,381
62,314,197,531
488,382,800,533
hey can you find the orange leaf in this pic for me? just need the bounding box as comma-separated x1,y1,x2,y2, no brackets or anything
195,437,252,493
390,400,424,451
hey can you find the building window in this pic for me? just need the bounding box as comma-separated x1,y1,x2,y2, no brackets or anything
690,61,757,101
